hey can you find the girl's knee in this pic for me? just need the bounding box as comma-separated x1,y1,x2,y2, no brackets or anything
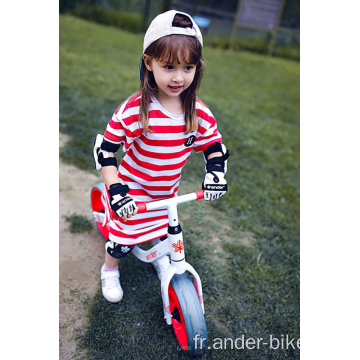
105,241,134,259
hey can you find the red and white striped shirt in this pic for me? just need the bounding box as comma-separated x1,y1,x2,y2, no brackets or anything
103,92,221,245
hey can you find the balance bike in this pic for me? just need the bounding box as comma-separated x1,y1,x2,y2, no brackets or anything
91,183,208,356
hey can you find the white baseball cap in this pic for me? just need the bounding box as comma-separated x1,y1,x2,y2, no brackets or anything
143,10,203,53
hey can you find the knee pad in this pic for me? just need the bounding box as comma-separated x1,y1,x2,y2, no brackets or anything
105,241,134,259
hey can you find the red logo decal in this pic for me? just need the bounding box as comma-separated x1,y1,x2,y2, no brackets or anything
172,240,184,253
146,250,157,260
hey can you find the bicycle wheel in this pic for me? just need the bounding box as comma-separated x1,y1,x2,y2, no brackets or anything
91,182,110,241
169,273,207,356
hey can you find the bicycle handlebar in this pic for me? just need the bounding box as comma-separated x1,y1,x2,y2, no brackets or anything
136,189,204,214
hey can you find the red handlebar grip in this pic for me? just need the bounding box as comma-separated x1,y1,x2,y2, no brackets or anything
136,202,147,213
194,189,204,200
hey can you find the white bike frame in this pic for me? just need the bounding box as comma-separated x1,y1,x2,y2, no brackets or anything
131,190,205,325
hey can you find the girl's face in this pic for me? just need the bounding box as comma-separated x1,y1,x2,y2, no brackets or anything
144,55,196,102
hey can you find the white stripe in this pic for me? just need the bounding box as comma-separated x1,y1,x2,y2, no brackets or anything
111,114,122,123
144,130,191,141
127,180,180,196
119,166,181,187
110,219,168,235
109,226,168,245
130,139,192,165
136,138,188,154
194,135,221,148
130,194,168,202
124,155,183,178
121,105,140,120
147,117,183,127
148,102,183,117
124,120,141,135
121,157,183,179
115,218,168,231
201,123,218,136
193,137,222,153
114,101,127,119
122,179,179,196
196,101,214,116
197,117,212,131
106,123,125,138
122,209,168,220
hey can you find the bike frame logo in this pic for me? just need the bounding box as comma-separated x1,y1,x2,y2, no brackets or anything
146,250,157,260
172,239,184,253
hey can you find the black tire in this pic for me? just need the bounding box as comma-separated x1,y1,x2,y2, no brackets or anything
169,273,208,356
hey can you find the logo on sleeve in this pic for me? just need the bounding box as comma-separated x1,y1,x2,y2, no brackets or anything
184,135,195,147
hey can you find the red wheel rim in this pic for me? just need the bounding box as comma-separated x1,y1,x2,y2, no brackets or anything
168,283,188,352
91,188,110,240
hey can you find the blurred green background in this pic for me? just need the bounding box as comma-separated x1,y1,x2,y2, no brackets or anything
60,9,299,360
60,0,300,61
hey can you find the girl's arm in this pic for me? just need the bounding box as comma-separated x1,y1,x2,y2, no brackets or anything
97,149,138,221
99,151,121,188
207,151,222,162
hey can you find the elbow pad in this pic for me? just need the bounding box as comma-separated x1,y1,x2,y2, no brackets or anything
93,134,118,171
203,142,230,175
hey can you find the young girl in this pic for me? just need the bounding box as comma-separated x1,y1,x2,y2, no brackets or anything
93,10,230,303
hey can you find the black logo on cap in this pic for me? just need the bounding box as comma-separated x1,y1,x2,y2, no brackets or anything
184,135,195,147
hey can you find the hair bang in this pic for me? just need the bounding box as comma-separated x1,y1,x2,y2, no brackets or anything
154,35,201,65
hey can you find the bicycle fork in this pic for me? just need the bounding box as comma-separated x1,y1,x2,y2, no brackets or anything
161,204,205,325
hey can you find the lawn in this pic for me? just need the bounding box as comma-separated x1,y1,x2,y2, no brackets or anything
60,15,300,359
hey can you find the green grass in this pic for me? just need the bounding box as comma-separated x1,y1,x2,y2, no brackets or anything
60,15,300,359
65,213,94,233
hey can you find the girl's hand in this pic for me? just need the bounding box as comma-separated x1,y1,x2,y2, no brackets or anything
202,142,230,201
108,183,138,221
202,171,228,201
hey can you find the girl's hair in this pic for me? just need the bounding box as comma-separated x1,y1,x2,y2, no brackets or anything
139,13,205,134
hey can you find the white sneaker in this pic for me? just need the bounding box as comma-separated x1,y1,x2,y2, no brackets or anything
152,255,170,281
101,264,123,303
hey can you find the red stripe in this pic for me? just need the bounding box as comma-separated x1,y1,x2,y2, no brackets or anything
129,186,179,200
124,141,132,150
195,130,220,143
196,109,216,127
123,92,141,113
122,127,133,138
193,138,222,152
110,231,168,245
109,119,123,130
139,135,188,147
122,114,140,126
127,148,187,171
114,106,122,115
117,214,169,226
133,128,143,137
148,109,171,119
115,92,154,116
133,140,192,160
104,130,125,143
118,173,179,191
148,125,186,133
121,126,143,140
110,222,168,239
121,160,182,182
197,123,207,135
196,98,207,108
